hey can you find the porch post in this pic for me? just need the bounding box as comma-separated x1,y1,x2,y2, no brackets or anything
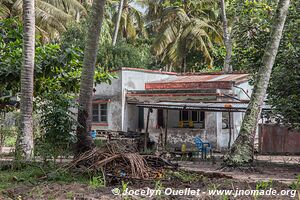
228,111,232,149
144,108,151,150
164,109,169,148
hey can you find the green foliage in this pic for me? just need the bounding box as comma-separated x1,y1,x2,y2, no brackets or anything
0,162,89,191
230,0,275,72
290,174,300,190
61,18,112,49
228,1,300,129
89,175,106,188
0,18,23,93
1,127,17,147
66,191,74,199
112,1,147,41
256,180,273,190
35,92,78,160
267,1,300,129
98,40,152,70
172,171,202,183
0,112,18,147
0,18,114,95
121,180,129,193
61,19,152,70
150,4,221,71
0,0,87,41
94,139,105,148
154,180,164,191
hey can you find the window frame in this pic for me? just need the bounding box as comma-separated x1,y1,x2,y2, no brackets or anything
92,103,108,123
179,110,205,128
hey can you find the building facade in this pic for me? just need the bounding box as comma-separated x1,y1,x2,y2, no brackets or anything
92,68,254,150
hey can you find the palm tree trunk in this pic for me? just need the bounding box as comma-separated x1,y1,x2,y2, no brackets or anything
112,0,124,46
76,0,106,155
220,0,232,73
17,0,35,160
223,0,290,167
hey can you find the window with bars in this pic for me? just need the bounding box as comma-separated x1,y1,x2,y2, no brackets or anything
179,110,205,128
179,110,205,122
92,103,108,123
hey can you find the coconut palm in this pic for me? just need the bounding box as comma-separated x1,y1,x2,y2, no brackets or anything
76,0,106,155
112,0,124,45
111,0,147,42
0,0,87,41
18,0,35,160
220,0,233,73
224,0,290,167
151,6,221,72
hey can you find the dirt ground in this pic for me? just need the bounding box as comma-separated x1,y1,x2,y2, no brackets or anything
1,172,298,200
177,160,300,184
1,162,299,200
0,149,299,200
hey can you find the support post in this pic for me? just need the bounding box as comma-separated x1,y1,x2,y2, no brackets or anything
164,109,169,148
144,108,150,151
228,111,232,149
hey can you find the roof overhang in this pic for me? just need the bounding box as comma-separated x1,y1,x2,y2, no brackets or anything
135,102,271,113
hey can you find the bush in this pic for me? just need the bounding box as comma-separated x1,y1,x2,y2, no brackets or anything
35,92,78,161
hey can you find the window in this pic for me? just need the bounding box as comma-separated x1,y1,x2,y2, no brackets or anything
192,111,198,122
179,110,205,128
138,107,144,129
222,112,233,129
92,103,108,123
179,111,189,121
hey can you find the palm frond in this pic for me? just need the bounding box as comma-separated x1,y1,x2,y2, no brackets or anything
11,0,22,14
164,34,184,67
0,3,10,19
126,14,136,39
42,0,87,15
36,7,66,33
36,1,73,23
36,25,50,42
151,24,178,56
161,6,190,25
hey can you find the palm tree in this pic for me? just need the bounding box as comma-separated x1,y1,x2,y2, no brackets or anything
223,0,290,167
220,0,232,73
112,0,124,45
111,0,147,42
151,6,221,72
0,0,87,41
18,0,35,160
76,0,106,155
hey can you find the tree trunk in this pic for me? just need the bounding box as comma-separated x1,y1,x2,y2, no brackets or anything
223,0,290,167
76,0,106,155
17,0,35,160
220,0,233,73
112,0,124,46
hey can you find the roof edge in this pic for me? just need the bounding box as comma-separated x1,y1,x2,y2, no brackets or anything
112,67,177,75
111,67,249,76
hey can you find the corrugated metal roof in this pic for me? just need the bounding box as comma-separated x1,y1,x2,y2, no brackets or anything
149,74,249,83
136,101,271,112
145,74,249,90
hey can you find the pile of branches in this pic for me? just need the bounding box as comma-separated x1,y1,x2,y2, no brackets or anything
67,141,176,180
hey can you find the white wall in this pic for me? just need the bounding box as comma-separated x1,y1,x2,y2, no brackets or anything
93,69,176,131
92,71,122,131
234,82,253,100
122,70,175,131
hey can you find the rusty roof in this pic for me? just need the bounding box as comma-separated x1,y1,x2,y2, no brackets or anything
145,74,249,90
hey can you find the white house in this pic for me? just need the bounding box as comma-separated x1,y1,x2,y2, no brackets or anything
91,67,264,151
